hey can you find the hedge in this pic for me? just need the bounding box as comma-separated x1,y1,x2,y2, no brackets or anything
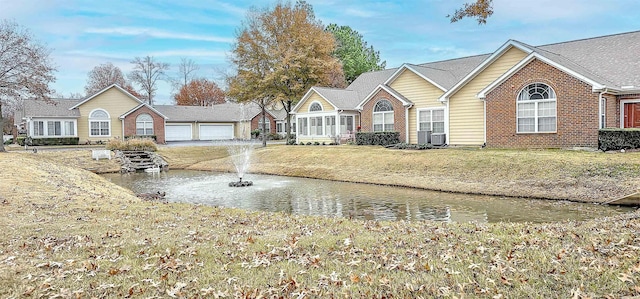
126,135,157,142
17,137,80,146
355,132,400,146
598,128,640,151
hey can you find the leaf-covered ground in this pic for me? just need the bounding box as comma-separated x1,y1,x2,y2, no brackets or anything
0,147,639,297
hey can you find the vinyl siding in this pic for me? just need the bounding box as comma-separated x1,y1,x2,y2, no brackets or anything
77,87,141,143
389,69,446,144
449,47,527,145
298,93,335,113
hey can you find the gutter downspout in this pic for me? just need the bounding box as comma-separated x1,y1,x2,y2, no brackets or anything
121,119,125,139
405,104,413,143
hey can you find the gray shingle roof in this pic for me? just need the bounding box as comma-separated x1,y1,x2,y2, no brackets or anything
415,54,491,90
17,99,81,122
154,102,260,122
535,30,640,89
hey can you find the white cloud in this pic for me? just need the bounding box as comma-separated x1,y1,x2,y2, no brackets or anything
85,27,234,43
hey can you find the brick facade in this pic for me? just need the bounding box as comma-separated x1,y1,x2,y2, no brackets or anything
360,89,407,142
251,112,276,134
122,106,166,144
486,59,600,148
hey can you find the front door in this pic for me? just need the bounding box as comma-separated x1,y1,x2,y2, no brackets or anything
624,103,640,128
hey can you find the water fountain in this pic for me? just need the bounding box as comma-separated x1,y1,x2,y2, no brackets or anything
227,104,255,187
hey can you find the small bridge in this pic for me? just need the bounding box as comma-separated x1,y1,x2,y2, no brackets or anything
604,192,640,206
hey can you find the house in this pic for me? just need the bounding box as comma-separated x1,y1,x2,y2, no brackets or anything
294,30,640,148
14,84,267,144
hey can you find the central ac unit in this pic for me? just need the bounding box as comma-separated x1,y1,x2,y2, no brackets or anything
431,133,446,146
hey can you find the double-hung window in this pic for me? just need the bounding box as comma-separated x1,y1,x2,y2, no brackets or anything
33,121,44,136
47,121,62,136
517,83,556,133
89,109,110,137
325,116,336,136
136,114,154,135
309,116,323,135
418,109,445,133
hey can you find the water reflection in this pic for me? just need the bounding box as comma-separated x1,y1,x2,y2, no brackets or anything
101,170,632,223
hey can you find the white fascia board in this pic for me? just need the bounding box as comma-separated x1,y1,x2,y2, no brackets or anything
69,84,143,110
476,53,605,99
355,85,411,110
292,87,339,112
438,40,534,102
385,64,447,92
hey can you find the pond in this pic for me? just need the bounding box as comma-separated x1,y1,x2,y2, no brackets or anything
102,170,632,223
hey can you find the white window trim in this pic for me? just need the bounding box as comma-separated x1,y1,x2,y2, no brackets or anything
373,99,394,132
295,111,336,137
30,119,78,138
89,108,111,137
619,99,640,128
599,97,606,129
135,113,154,135
308,101,324,112
516,84,557,134
417,108,446,134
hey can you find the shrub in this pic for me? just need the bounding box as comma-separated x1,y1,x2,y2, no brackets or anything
4,138,13,145
314,141,320,145
17,137,79,146
355,132,400,146
287,139,296,145
385,143,436,150
106,137,158,151
251,129,261,139
599,128,640,151
306,142,312,145
126,135,157,142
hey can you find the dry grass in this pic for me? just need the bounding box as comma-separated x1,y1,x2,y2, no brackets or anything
1,146,639,297
189,145,640,203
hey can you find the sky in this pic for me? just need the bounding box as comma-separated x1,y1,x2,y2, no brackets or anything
2,0,640,105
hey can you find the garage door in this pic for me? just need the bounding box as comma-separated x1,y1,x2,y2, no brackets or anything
200,125,233,140
165,124,192,141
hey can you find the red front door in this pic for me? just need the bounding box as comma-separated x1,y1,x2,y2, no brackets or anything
624,103,640,128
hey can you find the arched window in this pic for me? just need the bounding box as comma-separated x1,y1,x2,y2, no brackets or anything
89,109,110,137
517,83,556,133
136,113,154,135
309,102,323,112
373,99,394,131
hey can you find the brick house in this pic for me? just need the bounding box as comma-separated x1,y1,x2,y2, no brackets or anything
294,30,640,148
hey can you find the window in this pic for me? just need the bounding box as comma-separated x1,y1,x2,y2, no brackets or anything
89,109,110,137
276,123,283,133
373,99,394,131
309,116,323,135
325,116,336,136
298,118,308,136
340,115,354,134
418,109,445,133
47,121,62,136
136,114,154,135
309,102,323,112
258,118,271,133
65,121,75,136
517,83,556,133
33,121,44,136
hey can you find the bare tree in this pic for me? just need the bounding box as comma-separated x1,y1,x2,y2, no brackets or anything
176,58,199,88
128,56,169,105
0,20,56,152
85,62,127,95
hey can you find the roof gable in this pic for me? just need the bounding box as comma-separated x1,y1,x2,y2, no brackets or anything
477,53,606,99
356,84,412,110
70,84,143,110
438,40,533,102
385,64,447,92
119,103,168,119
292,87,340,112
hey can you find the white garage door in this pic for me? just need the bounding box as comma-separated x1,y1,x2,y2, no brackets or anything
165,124,192,141
200,125,233,140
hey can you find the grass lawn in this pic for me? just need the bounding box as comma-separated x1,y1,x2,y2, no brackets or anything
0,145,639,297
